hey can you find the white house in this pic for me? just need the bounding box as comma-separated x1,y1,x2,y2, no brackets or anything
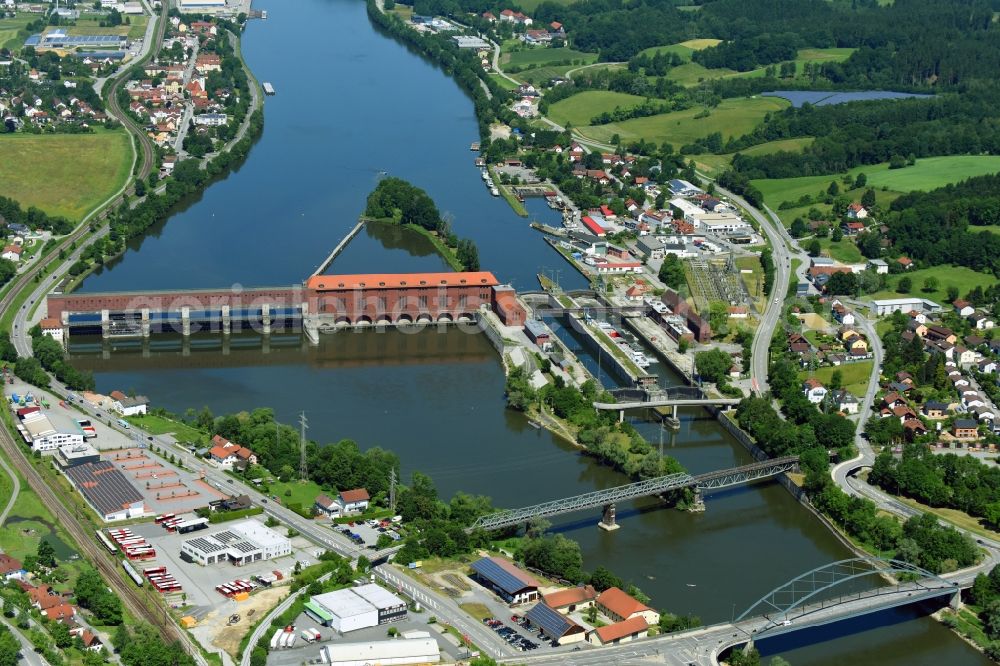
868,259,888,274
846,203,868,219
314,494,341,517
209,435,257,468
2,245,22,262
953,300,975,317
39,318,64,344
338,488,370,514
109,390,148,416
802,379,828,404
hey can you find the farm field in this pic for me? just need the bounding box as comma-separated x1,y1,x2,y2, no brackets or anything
487,72,518,91
0,129,132,222
643,46,854,86
546,90,648,128
798,360,874,397
754,156,1000,208
0,14,34,50
576,96,789,148
504,46,597,69
693,137,815,176
638,38,722,60
870,265,999,306
515,0,578,11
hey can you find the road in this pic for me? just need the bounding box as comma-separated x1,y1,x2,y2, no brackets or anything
0,446,20,526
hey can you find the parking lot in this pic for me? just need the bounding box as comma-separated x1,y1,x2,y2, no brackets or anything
264,607,470,666
331,518,402,550
482,614,541,652
102,446,224,515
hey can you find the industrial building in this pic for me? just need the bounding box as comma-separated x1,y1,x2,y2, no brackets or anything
56,443,101,468
307,584,407,633
470,556,539,604
525,602,586,645
17,412,84,452
24,31,127,51
595,587,660,625
180,520,290,565
524,319,551,349
63,461,145,522
320,638,439,666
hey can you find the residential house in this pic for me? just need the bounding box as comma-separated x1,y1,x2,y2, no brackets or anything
895,371,914,386
953,300,975,317
963,393,987,409
314,494,341,517
788,333,810,355
972,405,996,422
897,257,913,270
925,326,957,344
832,390,860,415
846,203,868,220
0,554,23,580
595,587,660,625
967,335,988,349
903,419,928,440
842,221,865,236
542,585,597,614
906,320,928,338
1,245,22,262
892,405,918,422
109,390,148,416
956,347,977,368
845,336,869,353
923,401,949,419
980,359,998,375
831,302,856,326
39,318,63,344
208,435,257,468
338,488,370,514
969,313,996,330
868,259,889,274
587,616,648,647
728,305,749,319
802,379,827,404
952,419,980,440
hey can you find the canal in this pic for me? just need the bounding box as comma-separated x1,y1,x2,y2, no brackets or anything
69,0,988,662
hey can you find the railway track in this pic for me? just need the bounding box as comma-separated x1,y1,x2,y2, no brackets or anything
0,426,203,657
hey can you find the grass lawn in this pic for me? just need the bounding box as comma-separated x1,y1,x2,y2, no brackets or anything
125,413,207,443
895,495,1000,541
504,47,597,69
660,47,853,87
693,137,815,176
487,72,518,91
799,360,874,397
665,61,737,86
268,479,325,508
459,603,493,621
546,90,648,128
817,237,864,264
736,255,765,311
870,265,999,306
577,96,789,148
0,129,132,221
0,14,33,51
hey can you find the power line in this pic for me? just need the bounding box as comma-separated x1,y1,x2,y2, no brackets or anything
298,411,308,480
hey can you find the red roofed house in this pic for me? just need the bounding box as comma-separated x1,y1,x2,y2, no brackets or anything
846,203,868,220
338,488,370,514
79,630,103,652
897,257,913,269
542,585,597,613
2,245,22,262
588,616,649,646
28,585,64,611
595,587,660,625
43,603,76,623
0,554,23,580
314,494,341,517
209,435,257,468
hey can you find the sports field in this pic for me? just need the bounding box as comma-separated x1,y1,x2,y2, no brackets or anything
576,96,789,147
0,130,132,222
547,90,648,128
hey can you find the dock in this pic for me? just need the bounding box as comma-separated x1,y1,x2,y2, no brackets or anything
262,82,275,95
311,219,366,277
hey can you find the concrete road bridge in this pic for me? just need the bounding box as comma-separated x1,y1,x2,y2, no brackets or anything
471,456,798,532
593,386,742,422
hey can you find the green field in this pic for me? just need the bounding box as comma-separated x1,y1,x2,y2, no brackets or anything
505,47,597,69
487,72,519,91
817,237,864,264
0,130,132,222
0,14,34,51
638,38,722,60
126,413,207,444
515,0,578,11
268,479,325,509
693,137,815,176
799,360,874,397
870,265,999,306
754,156,1000,209
576,96,789,148
547,90,648,128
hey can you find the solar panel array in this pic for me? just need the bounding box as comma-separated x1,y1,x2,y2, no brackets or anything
212,530,240,544
41,34,125,46
64,462,143,517
186,537,225,554
470,557,538,596
228,540,258,554
526,602,578,638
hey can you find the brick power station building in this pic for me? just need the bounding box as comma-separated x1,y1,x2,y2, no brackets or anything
45,272,527,342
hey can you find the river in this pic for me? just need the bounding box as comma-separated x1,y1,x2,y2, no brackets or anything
68,0,989,662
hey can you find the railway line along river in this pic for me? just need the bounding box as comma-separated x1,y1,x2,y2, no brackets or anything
69,0,988,662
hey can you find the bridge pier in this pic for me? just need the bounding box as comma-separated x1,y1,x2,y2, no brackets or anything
261,303,271,335
598,503,619,531
101,309,110,339
661,404,680,429
618,409,625,423
141,308,150,338
951,589,961,611
181,307,191,337
689,489,705,512
221,305,231,336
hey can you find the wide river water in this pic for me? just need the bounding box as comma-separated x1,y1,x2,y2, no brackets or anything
69,0,989,662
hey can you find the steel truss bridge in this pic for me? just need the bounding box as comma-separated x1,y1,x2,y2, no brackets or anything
470,456,799,532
